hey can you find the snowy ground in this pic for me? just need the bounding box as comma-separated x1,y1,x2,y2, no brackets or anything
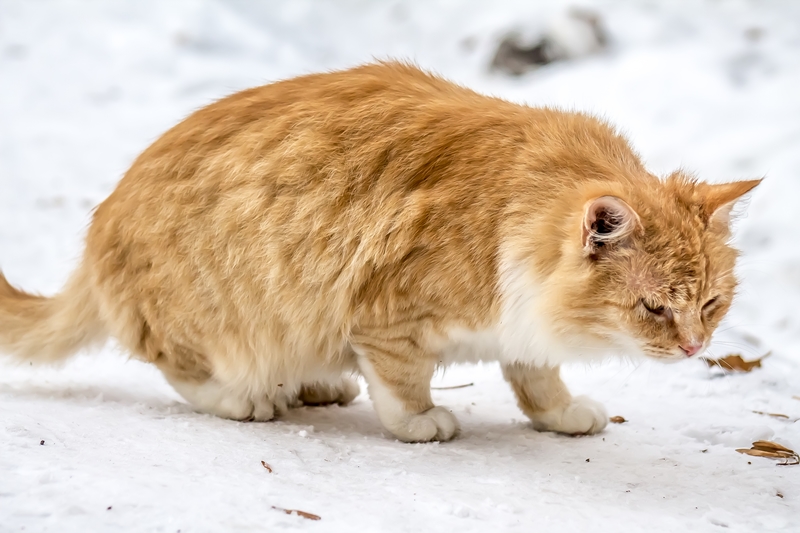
1,1,799,531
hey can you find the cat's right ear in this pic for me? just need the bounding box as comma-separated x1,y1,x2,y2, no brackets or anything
701,179,761,231
581,196,641,257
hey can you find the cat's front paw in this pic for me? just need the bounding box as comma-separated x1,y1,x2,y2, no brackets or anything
387,406,460,443
530,395,608,435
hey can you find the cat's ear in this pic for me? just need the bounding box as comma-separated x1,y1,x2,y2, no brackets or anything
582,196,641,257
702,179,761,230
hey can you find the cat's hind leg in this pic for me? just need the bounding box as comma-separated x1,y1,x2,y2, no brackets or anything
137,326,292,421
352,334,459,443
167,376,256,420
164,372,292,422
502,363,607,435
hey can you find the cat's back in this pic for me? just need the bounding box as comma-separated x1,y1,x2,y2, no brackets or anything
86,62,639,306
85,63,529,339
88,62,534,276
76,63,531,370
92,62,528,224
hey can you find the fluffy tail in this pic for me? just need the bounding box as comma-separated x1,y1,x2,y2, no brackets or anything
0,266,107,363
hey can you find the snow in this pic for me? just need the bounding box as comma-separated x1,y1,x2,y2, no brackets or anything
1,0,799,531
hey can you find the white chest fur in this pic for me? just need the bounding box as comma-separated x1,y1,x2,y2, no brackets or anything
426,258,640,367
427,323,600,367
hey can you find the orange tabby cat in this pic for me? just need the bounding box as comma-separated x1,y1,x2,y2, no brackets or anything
0,62,759,442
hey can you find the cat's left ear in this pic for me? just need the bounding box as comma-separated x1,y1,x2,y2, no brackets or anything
582,196,641,257
702,179,762,230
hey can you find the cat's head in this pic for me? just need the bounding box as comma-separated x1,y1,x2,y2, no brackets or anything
550,173,760,361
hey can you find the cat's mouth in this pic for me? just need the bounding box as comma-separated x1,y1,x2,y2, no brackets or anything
643,344,707,363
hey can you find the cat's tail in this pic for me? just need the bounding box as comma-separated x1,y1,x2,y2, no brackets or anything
0,265,107,363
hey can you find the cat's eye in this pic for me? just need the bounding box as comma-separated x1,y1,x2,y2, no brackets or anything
642,300,666,316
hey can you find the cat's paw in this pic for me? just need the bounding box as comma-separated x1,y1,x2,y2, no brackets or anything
530,395,608,435
251,391,296,421
213,394,255,421
169,378,257,420
299,377,360,406
387,406,460,443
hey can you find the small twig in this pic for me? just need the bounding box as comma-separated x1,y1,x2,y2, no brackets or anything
431,383,474,390
261,461,273,473
271,506,321,521
752,410,795,421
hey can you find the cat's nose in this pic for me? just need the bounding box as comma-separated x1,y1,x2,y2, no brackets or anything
679,342,703,357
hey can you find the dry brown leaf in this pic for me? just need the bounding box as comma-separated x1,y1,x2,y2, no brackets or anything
272,506,321,521
703,352,770,372
752,440,794,454
261,461,273,473
431,383,474,390
609,416,627,424
736,441,799,466
752,410,793,420
736,448,794,459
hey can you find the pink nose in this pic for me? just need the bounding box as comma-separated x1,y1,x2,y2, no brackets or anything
680,342,703,357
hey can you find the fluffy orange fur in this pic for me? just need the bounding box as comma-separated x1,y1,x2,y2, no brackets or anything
0,62,759,441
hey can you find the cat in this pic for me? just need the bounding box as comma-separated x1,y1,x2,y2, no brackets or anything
0,62,760,442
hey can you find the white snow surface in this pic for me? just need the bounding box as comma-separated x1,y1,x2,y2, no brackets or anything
1,1,799,531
